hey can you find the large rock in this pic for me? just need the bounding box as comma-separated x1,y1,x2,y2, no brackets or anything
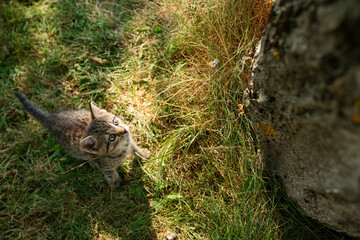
248,0,360,236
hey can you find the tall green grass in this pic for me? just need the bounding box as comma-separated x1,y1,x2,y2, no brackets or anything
142,0,280,238
0,0,348,239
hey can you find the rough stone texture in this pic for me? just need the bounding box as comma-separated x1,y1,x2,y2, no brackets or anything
248,0,360,237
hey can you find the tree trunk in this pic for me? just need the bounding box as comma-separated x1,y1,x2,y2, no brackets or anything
248,0,360,237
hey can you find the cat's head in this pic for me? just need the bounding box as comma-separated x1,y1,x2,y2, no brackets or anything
79,102,130,156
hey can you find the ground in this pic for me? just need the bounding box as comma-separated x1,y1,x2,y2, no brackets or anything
0,0,349,239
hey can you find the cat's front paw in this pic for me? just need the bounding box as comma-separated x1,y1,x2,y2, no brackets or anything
139,148,151,160
108,175,122,189
105,171,122,189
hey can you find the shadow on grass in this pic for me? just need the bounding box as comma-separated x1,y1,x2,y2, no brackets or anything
49,154,156,239
0,0,155,239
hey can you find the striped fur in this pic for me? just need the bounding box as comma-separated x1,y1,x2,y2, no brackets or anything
15,92,151,188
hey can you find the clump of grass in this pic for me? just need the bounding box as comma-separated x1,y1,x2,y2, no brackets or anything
139,0,279,238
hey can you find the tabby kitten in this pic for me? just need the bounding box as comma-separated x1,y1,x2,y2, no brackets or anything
14,92,151,188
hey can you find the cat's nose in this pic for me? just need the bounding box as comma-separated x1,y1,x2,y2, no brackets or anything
117,127,127,135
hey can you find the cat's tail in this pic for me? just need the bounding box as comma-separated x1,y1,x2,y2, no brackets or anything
14,91,51,127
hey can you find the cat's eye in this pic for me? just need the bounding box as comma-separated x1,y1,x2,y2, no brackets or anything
113,119,119,126
109,134,116,142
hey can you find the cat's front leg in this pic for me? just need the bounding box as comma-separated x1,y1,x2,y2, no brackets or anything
132,143,151,160
101,168,122,188
88,159,100,169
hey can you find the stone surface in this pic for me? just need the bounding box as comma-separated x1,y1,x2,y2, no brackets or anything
248,0,360,237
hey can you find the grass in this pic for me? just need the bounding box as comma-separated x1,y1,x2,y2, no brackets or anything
0,0,350,239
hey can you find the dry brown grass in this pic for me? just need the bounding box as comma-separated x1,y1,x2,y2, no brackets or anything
139,0,277,238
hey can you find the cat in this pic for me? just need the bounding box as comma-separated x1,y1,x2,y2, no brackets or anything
14,91,151,188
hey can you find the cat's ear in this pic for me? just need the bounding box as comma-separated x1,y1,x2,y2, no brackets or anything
89,101,103,119
79,136,98,153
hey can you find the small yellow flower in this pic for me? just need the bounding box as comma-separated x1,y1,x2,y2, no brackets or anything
208,58,219,68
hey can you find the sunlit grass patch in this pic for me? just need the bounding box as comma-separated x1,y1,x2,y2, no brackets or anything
1,0,154,239
133,0,276,238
